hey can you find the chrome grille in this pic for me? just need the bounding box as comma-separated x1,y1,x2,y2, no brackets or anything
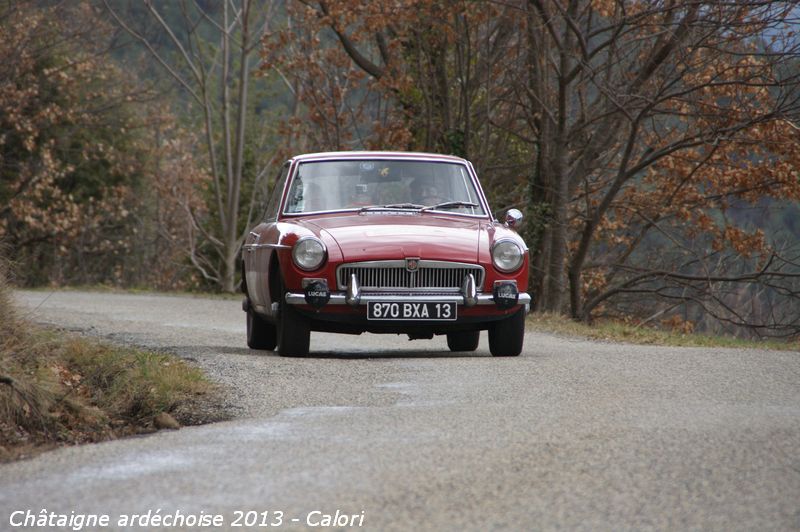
337,260,484,292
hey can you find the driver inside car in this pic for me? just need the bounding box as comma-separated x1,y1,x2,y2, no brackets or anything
410,176,445,206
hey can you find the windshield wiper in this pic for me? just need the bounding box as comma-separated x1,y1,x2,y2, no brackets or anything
359,203,425,212
420,201,479,213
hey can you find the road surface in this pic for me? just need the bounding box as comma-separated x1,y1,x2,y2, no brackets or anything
3,290,800,531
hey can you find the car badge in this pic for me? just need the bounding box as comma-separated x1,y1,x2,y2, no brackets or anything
405,258,420,272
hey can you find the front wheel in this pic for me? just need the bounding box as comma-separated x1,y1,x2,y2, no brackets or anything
489,308,525,357
247,306,276,350
277,286,310,357
446,331,480,352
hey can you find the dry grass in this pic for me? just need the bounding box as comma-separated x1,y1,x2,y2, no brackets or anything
527,312,800,351
0,263,212,462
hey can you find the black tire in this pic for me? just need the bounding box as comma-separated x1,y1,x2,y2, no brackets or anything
246,307,277,350
446,331,480,352
277,282,311,357
489,308,525,357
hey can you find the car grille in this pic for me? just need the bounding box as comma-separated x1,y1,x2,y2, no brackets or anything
337,260,484,292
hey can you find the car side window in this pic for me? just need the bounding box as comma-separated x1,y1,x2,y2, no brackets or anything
264,165,290,221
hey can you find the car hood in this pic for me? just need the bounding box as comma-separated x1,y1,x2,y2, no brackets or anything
299,213,484,263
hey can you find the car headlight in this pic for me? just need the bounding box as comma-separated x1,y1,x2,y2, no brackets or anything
292,237,327,271
492,239,524,273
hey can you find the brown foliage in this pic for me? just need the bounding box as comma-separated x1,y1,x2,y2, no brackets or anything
0,1,208,289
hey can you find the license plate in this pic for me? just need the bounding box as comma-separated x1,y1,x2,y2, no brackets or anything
367,302,457,321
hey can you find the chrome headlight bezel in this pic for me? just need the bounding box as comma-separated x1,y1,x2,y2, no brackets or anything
491,239,524,273
292,236,327,271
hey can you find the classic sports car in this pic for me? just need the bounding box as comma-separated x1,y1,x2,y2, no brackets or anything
242,151,531,357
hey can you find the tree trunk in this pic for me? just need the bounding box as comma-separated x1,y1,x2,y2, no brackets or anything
568,262,583,320
533,1,572,315
222,245,238,293
544,205,567,312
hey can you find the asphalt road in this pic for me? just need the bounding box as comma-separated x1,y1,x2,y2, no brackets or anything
3,290,800,531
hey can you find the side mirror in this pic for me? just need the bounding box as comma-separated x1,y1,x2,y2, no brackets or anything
504,208,523,228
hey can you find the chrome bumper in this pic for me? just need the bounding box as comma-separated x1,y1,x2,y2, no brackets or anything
285,272,531,311
285,291,531,307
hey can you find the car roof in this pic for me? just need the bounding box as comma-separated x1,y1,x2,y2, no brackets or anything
288,151,469,164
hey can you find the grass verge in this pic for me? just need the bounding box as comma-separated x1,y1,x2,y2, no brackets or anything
0,272,215,462
527,312,800,351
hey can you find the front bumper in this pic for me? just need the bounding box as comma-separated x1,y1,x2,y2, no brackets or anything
285,291,531,307
285,272,530,312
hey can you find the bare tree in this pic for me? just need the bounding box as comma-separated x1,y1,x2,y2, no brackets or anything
288,0,800,335
507,1,800,321
104,0,278,291
282,0,522,160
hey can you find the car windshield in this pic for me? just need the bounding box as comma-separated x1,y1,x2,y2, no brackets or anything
283,159,486,216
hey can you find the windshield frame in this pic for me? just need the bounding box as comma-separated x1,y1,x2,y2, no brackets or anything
278,155,492,220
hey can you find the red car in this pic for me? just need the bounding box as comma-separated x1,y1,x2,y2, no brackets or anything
242,151,530,357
